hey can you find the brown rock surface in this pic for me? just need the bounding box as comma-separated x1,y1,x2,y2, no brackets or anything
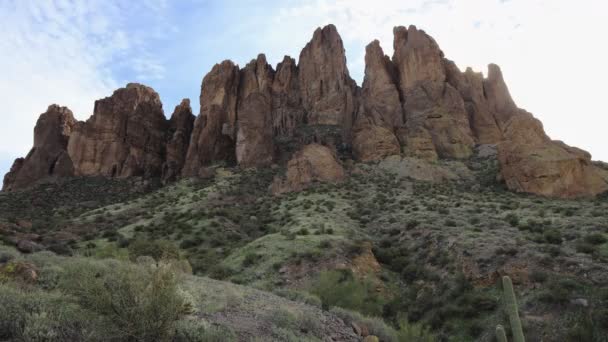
352,118,400,162
272,56,305,139
498,111,608,198
298,25,356,134
162,99,195,182
445,62,503,144
351,40,403,162
360,40,403,129
271,144,345,194
484,63,518,127
2,105,76,191
68,83,167,178
392,25,474,159
183,61,240,176
236,54,275,168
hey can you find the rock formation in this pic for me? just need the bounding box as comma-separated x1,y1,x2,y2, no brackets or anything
352,120,400,162
392,25,474,159
68,83,167,178
298,24,356,136
162,99,195,182
272,56,305,139
236,54,275,168
445,62,503,144
497,111,608,198
4,24,607,198
353,40,402,162
183,61,240,176
2,105,76,191
271,144,345,195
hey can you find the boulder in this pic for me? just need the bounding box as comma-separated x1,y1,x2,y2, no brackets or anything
162,99,195,182
183,61,240,176
497,111,608,198
2,105,76,191
236,54,275,168
298,24,356,136
392,25,474,159
271,144,345,195
68,83,167,178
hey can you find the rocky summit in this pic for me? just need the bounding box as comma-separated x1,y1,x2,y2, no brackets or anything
3,24,607,198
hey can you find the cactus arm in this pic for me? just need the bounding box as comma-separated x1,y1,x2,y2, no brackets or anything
496,324,508,342
502,276,525,342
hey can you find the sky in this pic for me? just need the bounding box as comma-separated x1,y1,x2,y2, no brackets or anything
1,0,607,178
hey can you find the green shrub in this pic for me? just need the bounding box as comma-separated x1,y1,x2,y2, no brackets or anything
397,318,436,342
543,229,562,244
128,238,181,261
242,253,261,267
312,270,384,316
60,259,187,341
0,284,99,341
584,233,607,245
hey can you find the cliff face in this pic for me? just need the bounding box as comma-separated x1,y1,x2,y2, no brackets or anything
67,83,168,178
4,24,607,198
2,105,76,191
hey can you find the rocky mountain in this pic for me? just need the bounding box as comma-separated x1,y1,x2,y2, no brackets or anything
3,24,607,199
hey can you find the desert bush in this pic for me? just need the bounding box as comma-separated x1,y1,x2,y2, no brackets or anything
59,259,187,341
312,269,384,316
128,238,180,261
584,233,607,245
174,319,236,342
0,284,99,341
397,318,437,342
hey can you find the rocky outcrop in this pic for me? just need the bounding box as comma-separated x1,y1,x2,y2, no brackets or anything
298,24,356,136
484,64,518,127
236,54,275,168
68,83,167,178
183,61,240,176
4,24,607,199
445,62,503,144
272,56,305,139
271,144,345,194
352,40,402,162
162,99,195,182
392,25,474,159
360,40,403,129
352,119,400,162
2,105,76,191
497,111,608,198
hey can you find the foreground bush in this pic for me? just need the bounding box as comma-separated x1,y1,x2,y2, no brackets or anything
60,259,187,341
0,284,99,341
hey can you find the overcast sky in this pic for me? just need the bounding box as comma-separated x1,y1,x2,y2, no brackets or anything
1,0,607,178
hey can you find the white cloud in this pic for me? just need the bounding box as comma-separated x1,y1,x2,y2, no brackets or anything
271,0,608,162
0,0,169,168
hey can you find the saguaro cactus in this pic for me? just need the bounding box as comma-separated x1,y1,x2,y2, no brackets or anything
495,324,508,342
501,275,525,342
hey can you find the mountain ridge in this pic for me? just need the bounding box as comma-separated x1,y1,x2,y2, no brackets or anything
3,24,607,198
